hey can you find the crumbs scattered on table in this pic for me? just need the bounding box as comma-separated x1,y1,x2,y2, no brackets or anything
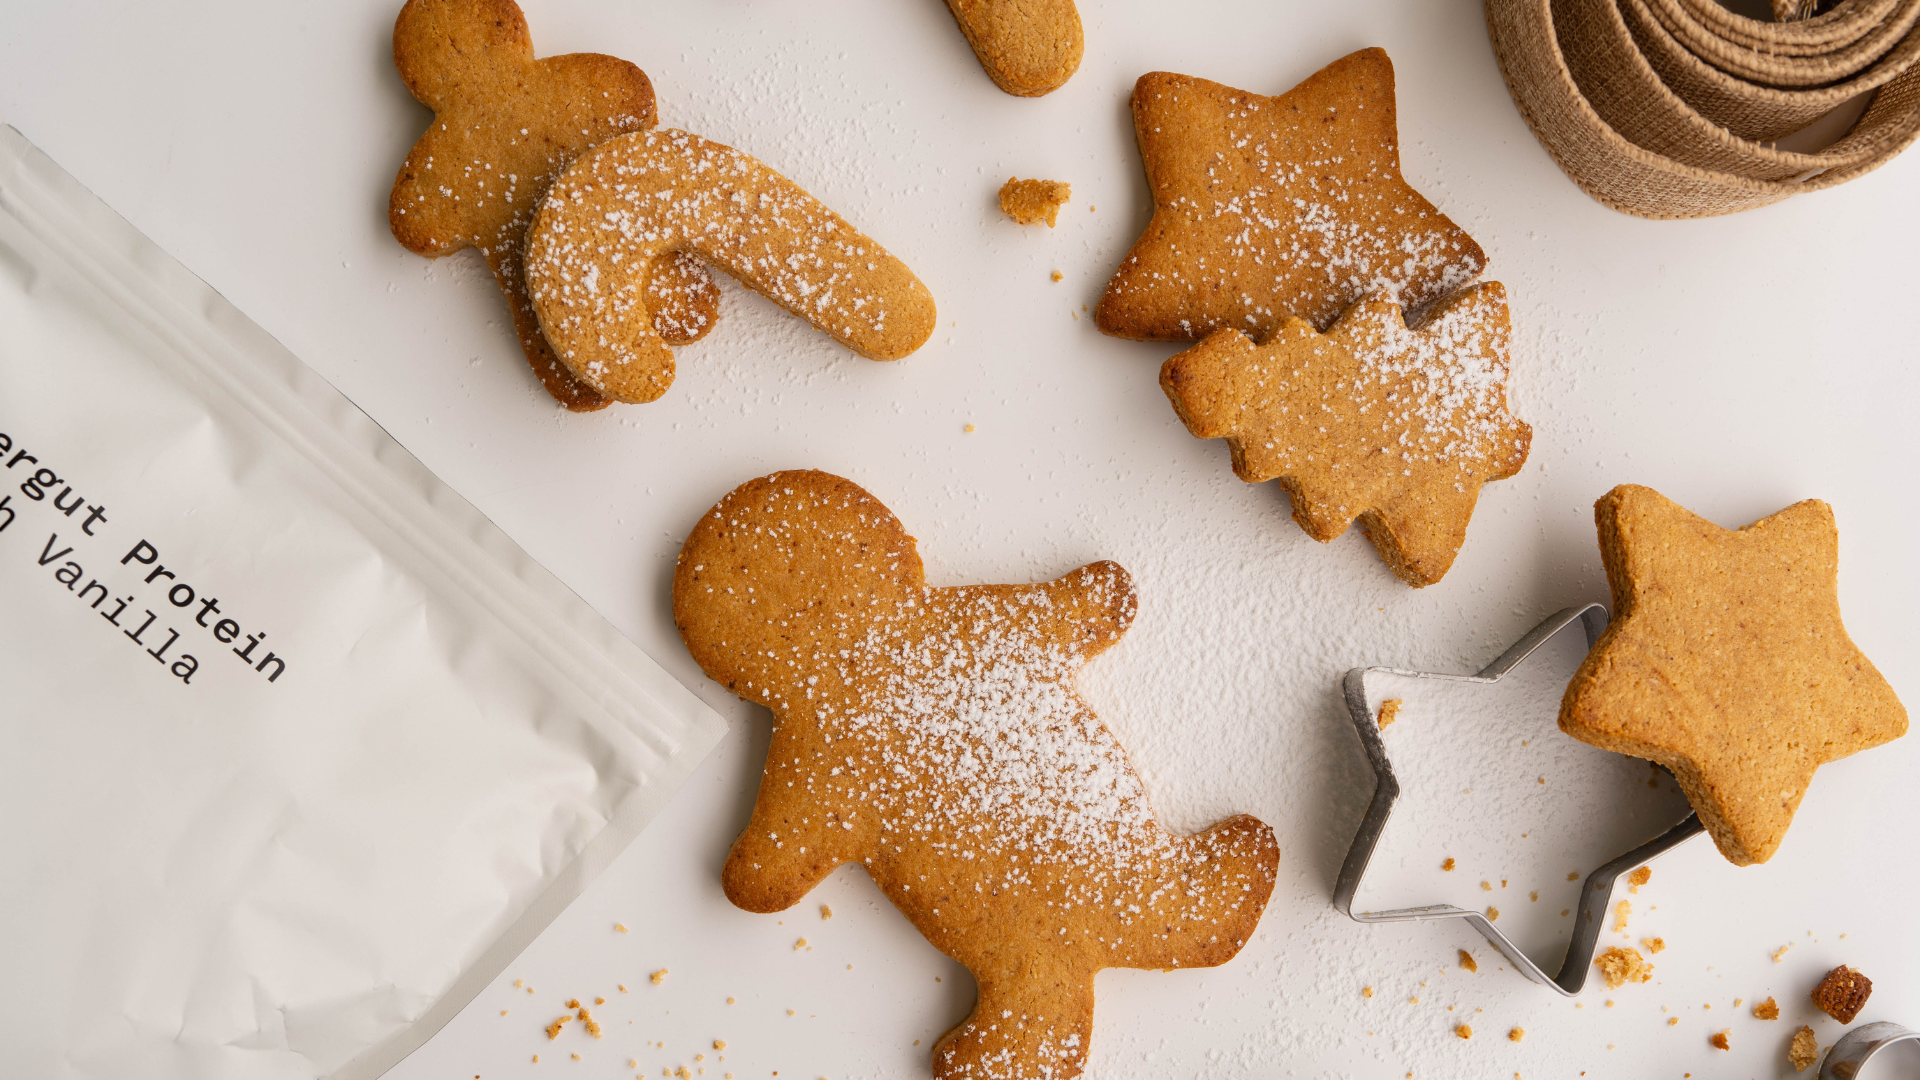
1362,986,1374,998
1459,950,1478,973
1481,881,1493,892
1441,857,1455,871
820,906,832,920
546,1016,570,1039
1487,906,1500,921
1709,1030,1730,1051
1627,866,1651,892
1643,937,1665,953
1754,997,1779,1020
1594,946,1653,989
794,938,810,951
1773,943,1793,963
1455,1024,1473,1040
1377,699,1403,728
651,969,669,985
1508,1027,1524,1042
616,923,630,933
998,178,1071,227
1051,270,1063,282
1614,900,1631,933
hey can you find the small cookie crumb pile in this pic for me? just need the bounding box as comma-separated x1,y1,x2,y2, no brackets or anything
1811,965,1872,1023
1508,1027,1524,1043
1627,866,1651,892
999,178,1071,227
1754,996,1779,1020
1593,946,1653,989
1376,699,1403,728
1643,937,1665,954
1710,1030,1730,1051
1614,900,1632,932
1788,1025,1819,1071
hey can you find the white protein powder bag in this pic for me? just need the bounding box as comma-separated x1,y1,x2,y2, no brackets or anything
0,126,725,1080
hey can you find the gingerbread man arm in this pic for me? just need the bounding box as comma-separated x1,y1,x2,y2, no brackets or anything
941,0,1084,97
722,720,873,913
1031,560,1137,661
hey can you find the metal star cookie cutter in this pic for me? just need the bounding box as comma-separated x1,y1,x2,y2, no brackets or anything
1331,603,1707,996
1823,1021,1919,1079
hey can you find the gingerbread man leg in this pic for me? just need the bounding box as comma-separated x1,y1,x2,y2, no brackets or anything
933,958,1095,1080
722,738,869,914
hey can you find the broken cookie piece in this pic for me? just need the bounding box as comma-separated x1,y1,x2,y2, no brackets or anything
999,177,1071,226
1788,1025,1818,1071
1811,964,1872,1023
1754,996,1780,1020
1594,946,1653,989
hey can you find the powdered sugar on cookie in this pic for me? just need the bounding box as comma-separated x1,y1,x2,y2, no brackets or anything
524,129,936,404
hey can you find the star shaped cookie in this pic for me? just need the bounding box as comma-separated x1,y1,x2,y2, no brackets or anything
1560,486,1908,866
387,0,719,411
1160,282,1529,586
1097,48,1487,340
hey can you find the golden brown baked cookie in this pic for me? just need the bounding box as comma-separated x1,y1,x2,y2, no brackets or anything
388,0,720,411
1159,282,1528,587
1561,486,1908,865
525,132,938,404
1098,49,1486,341
998,177,1070,226
674,470,1279,1080
942,0,1083,96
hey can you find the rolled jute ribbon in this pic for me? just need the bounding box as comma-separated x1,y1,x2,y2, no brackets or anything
1485,0,1920,217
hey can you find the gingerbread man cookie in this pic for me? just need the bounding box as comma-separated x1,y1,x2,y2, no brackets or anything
1561,486,1907,865
388,0,720,411
941,0,1084,97
1098,49,1486,341
525,132,937,404
1160,282,1529,586
674,471,1278,1080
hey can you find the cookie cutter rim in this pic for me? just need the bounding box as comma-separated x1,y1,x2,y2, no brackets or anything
1331,602,1707,996
1822,1021,1919,1079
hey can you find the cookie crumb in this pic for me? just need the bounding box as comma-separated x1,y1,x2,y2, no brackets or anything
1481,880,1493,892
1811,965,1872,1023
714,1040,727,1051
566,999,580,1009
1773,943,1792,963
963,424,975,433
571,1053,581,1061
820,906,832,920
1788,1025,1818,1071
1441,857,1455,871
1628,866,1651,892
794,938,808,951
1459,950,1477,973
595,997,605,1005
1754,997,1779,1020
1594,946,1653,989
1455,1024,1473,1040
1487,906,1500,921
1530,891,1539,901
615,923,629,933
1614,900,1631,932
998,178,1071,227
1668,1018,1679,1026
1050,271,1063,282
1362,986,1374,998
546,1017,570,1039
1709,1030,1729,1051
1568,871,1580,881
651,969,669,985
579,1008,602,1038
1508,1027,1524,1042
618,984,628,993
1643,937,1665,954
1377,699,1403,728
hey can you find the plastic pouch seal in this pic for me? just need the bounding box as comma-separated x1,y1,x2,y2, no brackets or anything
0,124,727,1080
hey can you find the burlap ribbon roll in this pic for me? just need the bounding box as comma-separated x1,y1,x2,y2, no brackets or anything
1486,0,1920,217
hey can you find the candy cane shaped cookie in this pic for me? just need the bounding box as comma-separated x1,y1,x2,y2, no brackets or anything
524,129,938,404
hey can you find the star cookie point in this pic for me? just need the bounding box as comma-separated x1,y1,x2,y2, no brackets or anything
1561,485,1907,865
1098,49,1486,342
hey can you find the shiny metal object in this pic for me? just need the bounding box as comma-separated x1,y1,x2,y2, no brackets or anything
1822,1021,1920,1079
1331,603,1707,996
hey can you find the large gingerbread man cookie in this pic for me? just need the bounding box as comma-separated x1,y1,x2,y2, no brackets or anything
388,0,720,411
674,471,1279,1080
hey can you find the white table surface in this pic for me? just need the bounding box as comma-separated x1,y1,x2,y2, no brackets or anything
5,0,1917,1076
